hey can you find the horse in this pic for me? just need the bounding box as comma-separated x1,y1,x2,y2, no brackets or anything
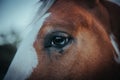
1,0,120,80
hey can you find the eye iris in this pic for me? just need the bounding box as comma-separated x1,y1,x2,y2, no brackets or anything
52,36,68,48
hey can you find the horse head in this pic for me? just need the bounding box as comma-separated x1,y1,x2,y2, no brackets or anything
4,0,120,80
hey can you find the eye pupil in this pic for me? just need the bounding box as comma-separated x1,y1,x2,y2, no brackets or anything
52,36,68,48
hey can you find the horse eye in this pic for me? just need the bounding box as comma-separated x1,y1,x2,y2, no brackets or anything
44,31,72,49
51,36,69,48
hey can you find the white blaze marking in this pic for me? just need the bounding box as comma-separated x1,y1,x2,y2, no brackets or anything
110,34,120,63
3,13,51,80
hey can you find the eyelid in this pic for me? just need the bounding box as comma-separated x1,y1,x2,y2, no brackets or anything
44,31,73,49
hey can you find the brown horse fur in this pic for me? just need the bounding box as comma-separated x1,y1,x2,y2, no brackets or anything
29,0,120,80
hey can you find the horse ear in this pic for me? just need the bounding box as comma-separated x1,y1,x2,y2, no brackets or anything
101,1,120,62
101,0,120,41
